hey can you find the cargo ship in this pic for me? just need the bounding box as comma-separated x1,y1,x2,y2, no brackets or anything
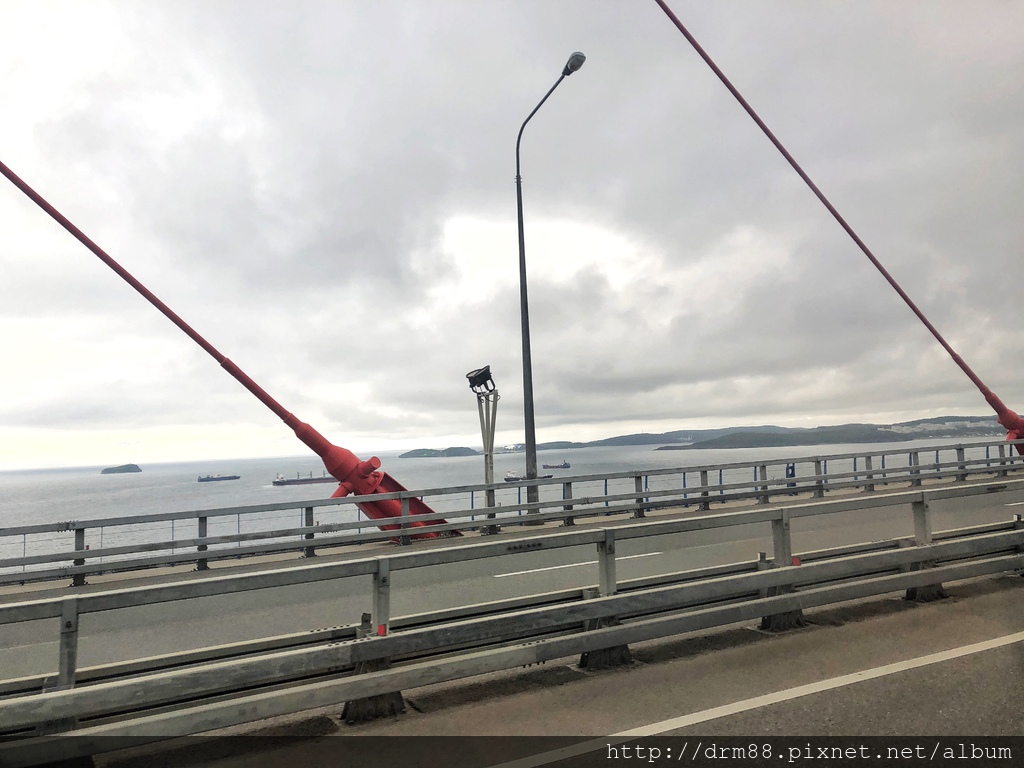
504,471,553,482
198,474,240,482
272,472,337,487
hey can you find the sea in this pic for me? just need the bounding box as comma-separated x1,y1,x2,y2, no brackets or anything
0,438,1006,573
0,439,996,530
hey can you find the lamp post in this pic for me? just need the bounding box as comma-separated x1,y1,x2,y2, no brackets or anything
516,51,586,508
467,365,500,535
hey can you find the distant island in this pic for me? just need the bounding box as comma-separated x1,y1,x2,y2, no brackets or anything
400,447,481,458
101,463,142,474
398,415,1005,456
655,416,1004,450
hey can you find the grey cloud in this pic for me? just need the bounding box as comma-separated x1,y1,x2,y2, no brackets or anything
5,0,1023,468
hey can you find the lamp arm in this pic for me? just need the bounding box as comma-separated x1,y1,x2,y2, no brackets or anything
515,74,566,179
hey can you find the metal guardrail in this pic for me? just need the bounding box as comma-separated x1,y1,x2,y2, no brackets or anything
2,476,1024,765
2,439,1023,586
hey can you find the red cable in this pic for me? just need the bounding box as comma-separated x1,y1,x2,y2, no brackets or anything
652,0,1022,442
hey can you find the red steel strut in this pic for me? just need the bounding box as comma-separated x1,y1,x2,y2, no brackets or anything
0,159,455,537
653,0,1024,452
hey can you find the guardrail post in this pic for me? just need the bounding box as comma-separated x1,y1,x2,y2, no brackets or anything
342,570,406,724
813,460,824,498
57,597,79,690
196,516,209,571
632,475,645,519
759,512,805,631
598,529,617,597
910,451,922,487
1015,515,1024,573
772,510,792,567
912,497,932,546
562,482,575,526
71,527,87,587
756,551,770,598
758,464,769,505
955,447,967,482
399,496,411,546
579,530,632,670
302,506,316,558
905,497,946,602
863,455,875,493
699,470,710,510
999,444,1008,477
38,598,80,733
373,558,391,635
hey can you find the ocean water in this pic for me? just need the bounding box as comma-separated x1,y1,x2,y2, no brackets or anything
0,439,1005,572
0,439,994,529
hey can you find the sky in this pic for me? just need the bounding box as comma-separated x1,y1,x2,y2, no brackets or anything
1,1,1023,471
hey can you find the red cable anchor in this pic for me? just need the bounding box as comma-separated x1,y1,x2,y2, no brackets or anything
0,159,456,539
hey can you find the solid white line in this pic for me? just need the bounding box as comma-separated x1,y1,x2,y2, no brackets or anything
1005,501,1024,507
492,552,662,578
614,629,1024,736
487,629,1024,768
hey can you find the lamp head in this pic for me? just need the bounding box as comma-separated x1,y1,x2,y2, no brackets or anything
466,365,496,394
562,51,586,76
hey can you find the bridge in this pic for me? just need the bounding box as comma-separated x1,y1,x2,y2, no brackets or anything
2,438,1024,766
2,5,1020,765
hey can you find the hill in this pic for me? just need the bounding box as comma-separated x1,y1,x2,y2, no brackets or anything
399,447,480,458
656,416,1003,450
398,415,1004,456
100,463,142,474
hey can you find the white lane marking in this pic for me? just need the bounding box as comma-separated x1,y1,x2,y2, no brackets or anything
488,629,1024,768
493,552,662,578
1006,501,1024,506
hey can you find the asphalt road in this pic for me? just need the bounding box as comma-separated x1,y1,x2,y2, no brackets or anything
91,572,1024,768
2,485,1023,680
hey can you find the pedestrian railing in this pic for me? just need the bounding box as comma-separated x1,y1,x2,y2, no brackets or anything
1,439,1022,586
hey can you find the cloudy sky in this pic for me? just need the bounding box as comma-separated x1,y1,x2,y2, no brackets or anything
2,1,1022,470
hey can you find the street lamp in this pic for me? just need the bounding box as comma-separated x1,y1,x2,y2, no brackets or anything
515,51,586,508
467,365,500,535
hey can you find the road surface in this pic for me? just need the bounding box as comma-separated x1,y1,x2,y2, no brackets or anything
2,485,1022,680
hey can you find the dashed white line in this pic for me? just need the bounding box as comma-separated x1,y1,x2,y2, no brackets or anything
492,552,662,578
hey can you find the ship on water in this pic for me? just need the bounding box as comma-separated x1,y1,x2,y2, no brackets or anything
272,472,336,486
198,474,240,482
504,470,553,482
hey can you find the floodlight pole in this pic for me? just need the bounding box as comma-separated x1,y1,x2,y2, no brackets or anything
467,366,500,535
478,392,499,505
